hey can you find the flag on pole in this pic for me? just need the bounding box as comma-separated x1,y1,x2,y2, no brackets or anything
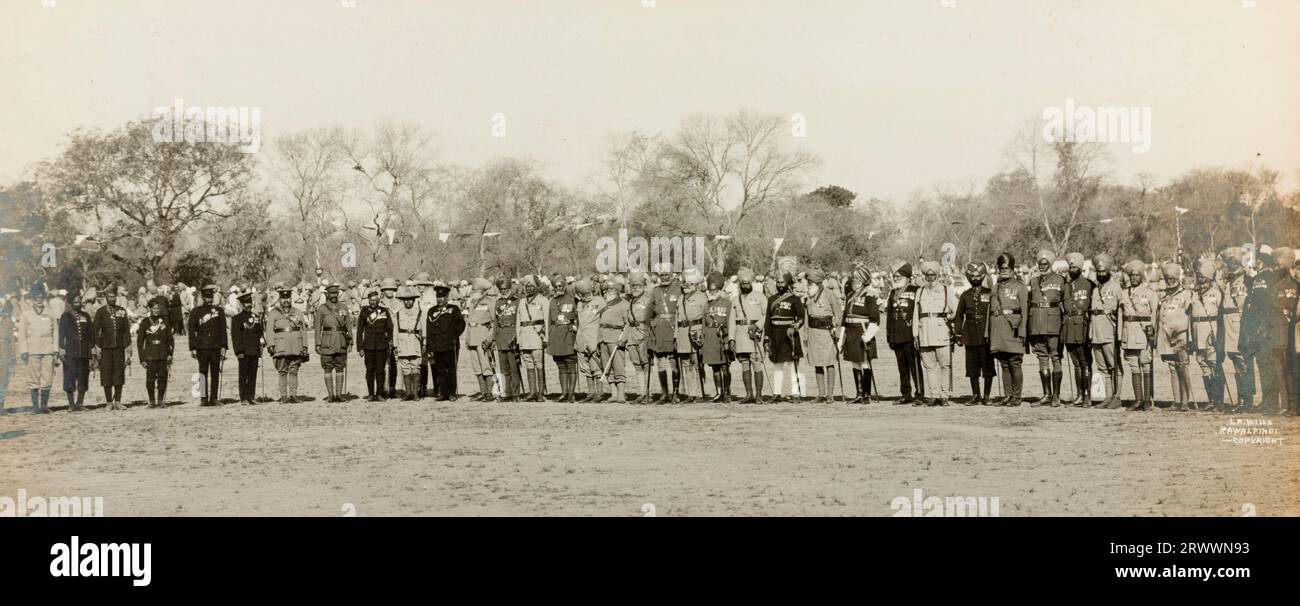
73,234,93,245
573,222,596,230
438,232,451,244
713,234,733,240
483,232,502,238
1098,218,1115,224
773,237,784,252
1174,206,1189,215
385,228,396,245
0,227,21,235
809,237,820,249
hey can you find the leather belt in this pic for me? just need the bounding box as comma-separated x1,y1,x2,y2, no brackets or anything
677,319,703,328
320,326,339,331
398,329,420,334
998,310,1021,316
734,318,758,325
600,323,625,329
843,317,873,324
1222,309,1240,315
520,320,545,327
1089,310,1112,316
273,327,300,333
920,312,947,318
1192,315,1217,322
1125,315,1151,322
807,316,834,330
1034,302,1057,308
770,319,797,326
1066,311,1088,317
467,322,493,327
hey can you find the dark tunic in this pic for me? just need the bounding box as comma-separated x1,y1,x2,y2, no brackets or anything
766,291,804,363
1027,273,1065,336
230,310,264,357
492,295,518,350
93,304,131,350
136,316,174,361
841,288,879,362
701,295,732,366
885,285,918,345
547,294,578,357
424,303,465,354
187,304,228,350
356,305,393,351
1061,276,1095,344
58,309,95,359
645,284,684,353
989,279,1029,354
954,287,991,347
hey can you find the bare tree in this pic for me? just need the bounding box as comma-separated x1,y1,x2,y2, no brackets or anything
272,127,348,273
340,120,440,263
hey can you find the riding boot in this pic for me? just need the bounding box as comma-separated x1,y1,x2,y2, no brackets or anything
710,370,725,402
862,369,874,404
742,370,755,403
67,390,79,412
289,373,298,402
1050,370,1063,407
1034,371,1051,407
1077,372,1091,407
719,367,731,403
754,370,767,404
655,371,669,404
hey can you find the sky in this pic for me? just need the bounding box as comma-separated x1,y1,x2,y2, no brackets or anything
3,0,1298,203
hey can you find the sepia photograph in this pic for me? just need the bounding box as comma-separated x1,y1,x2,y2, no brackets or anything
1,0,1298,587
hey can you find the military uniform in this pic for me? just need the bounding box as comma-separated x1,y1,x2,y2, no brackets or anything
803,270,842,402
1188,260,1225,411
17,288,59,413
58,303,94,411
1028,265,1066,406
729,269,768,403
1061,268,1095,406
393,289,424,400
624,274,653,402
570,286,601,401
1120,266,1160,411
840,274,880,404
911,269,957,405
990,274,1029,406
491,287,521,401
136,304,174,408
885,267,923,403
954,279,994,405
701,281,732,402
675,273,709,400
93,297,132,404
645,276,685,402
230,294,264,405
1157,264,1195,411
357,297,394,401
380,280,400,397
266,291,308,403
516,283,550,401
187,287,228,406
1219,260,1252,410
423,287,465,401
1248,251,1298,413
766,283,805,400
548,286,579,400
1088,264,1124,408
314,287,351,402
598,284,633,402
464,281,497,400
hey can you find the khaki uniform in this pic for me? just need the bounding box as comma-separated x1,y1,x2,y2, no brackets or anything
803,286,842,367
1089,279,1124,381
17,306,59,390
265,306,308,375
912,283,958,400
598,298,631,384
516,294,549,370
465,293,496,377
394,305,423,374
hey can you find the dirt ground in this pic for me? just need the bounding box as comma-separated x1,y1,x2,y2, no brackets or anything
2,336,1296,516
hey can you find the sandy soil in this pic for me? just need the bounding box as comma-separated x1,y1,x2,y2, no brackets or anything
2,336,1296,516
